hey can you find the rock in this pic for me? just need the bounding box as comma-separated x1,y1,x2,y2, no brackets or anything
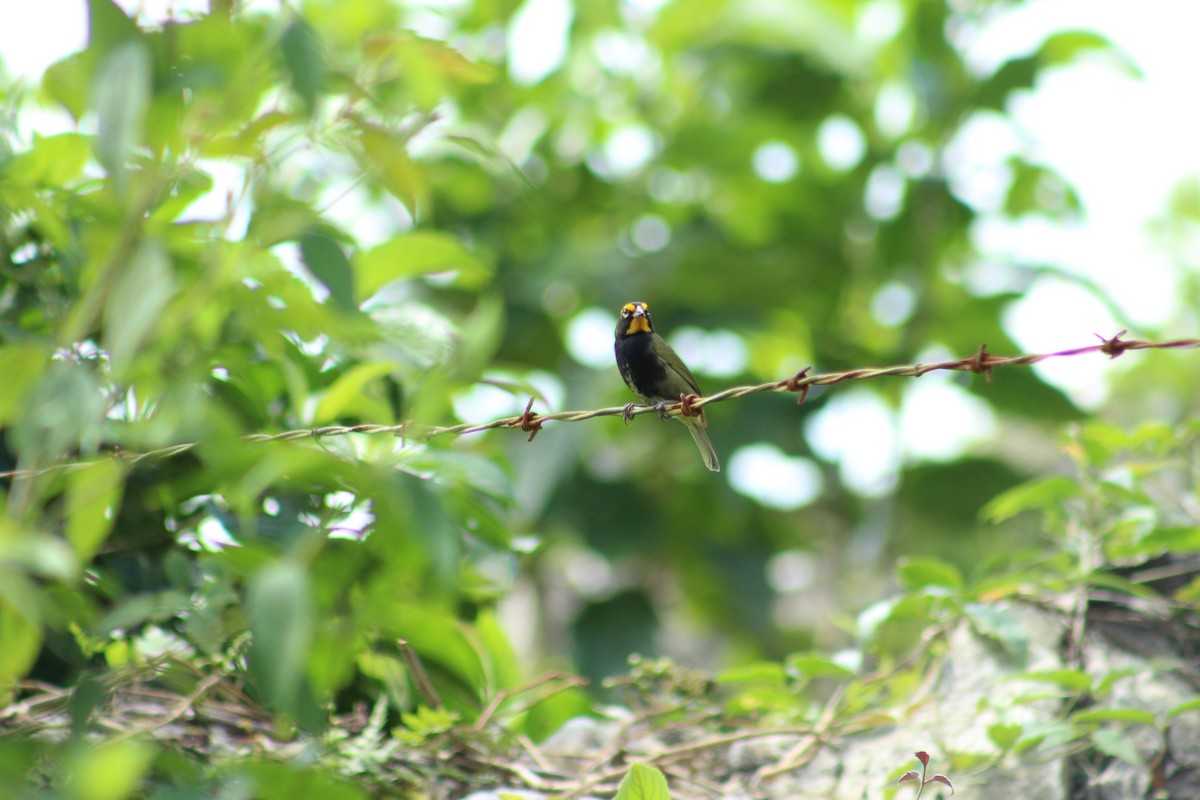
1092,758,1150,800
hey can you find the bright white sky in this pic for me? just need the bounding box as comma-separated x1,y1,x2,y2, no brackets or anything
3,0,1199,504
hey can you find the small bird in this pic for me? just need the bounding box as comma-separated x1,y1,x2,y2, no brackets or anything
614,301,720,472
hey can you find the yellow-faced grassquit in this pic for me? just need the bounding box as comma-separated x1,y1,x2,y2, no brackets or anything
614,301,720,472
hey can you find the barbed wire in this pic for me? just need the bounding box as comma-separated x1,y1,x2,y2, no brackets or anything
2,331,1197,480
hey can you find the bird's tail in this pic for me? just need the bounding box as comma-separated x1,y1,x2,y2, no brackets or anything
681,416,720,472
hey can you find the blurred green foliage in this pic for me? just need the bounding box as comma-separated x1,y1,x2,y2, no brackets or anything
0,0,1197,796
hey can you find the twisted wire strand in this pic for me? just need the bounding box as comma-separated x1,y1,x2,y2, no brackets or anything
3,332,1197,480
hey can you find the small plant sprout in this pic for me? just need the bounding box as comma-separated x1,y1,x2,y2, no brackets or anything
898,751,954,797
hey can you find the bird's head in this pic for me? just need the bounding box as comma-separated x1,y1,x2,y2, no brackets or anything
617,301,653,337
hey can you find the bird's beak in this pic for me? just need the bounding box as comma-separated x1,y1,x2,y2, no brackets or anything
631,305,646,317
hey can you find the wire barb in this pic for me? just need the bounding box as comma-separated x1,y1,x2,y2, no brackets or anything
511,397,543,441
678,393,703,418
779,367,813,404
1095,329,1130,358
970,343,994,382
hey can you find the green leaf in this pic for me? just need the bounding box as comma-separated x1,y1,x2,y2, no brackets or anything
363,31,493,115
856,595,902,642
358,123,428,217
405,34,495,108
43,51,92,120
450,293,505,378
211,446,332,514
94,591,191,635
0,533,77,584
400,704,460,737
247,195,318,247
401,448,513,501
786,654,855,681
1093,667,1142,697
650,0,735,52
66,459,126,563
358,231,490,298
3,133,92,187
356,651,410,709
987,722,1023,751
1118,525,1200,559
65,739,157,800
897,557,963,592
299,227,357,311
0,595,41,686
1014,721,1077,753
964,602,1028,660
1085,570,1160,601
1039,30,1139,75
203,111,303,158
0,345,47,426
716,660,798,714
976,32,1129,112
475,609,520,691
1070,708,1158,726
1177,576,1200,604
716,661,788,686
150,166,215,223
235,762,368,800
313,361,398,423
520,686,593,742
13,362,108,460
87,0,141,55
382,605,486,700
248,560,315,715
90,39,152,186
1090,728,1145,768
982,476,1080,523
104,239,175,377
614,763,672,800
1168,696,1200,718
1017,669,1092,692
1005,161,1080,217
1072,421,1134,468
280,17,326,113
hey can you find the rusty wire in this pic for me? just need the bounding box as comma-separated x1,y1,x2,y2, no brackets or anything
2,331,1197,480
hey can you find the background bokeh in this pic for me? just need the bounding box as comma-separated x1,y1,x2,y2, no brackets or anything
2,0,1200,791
